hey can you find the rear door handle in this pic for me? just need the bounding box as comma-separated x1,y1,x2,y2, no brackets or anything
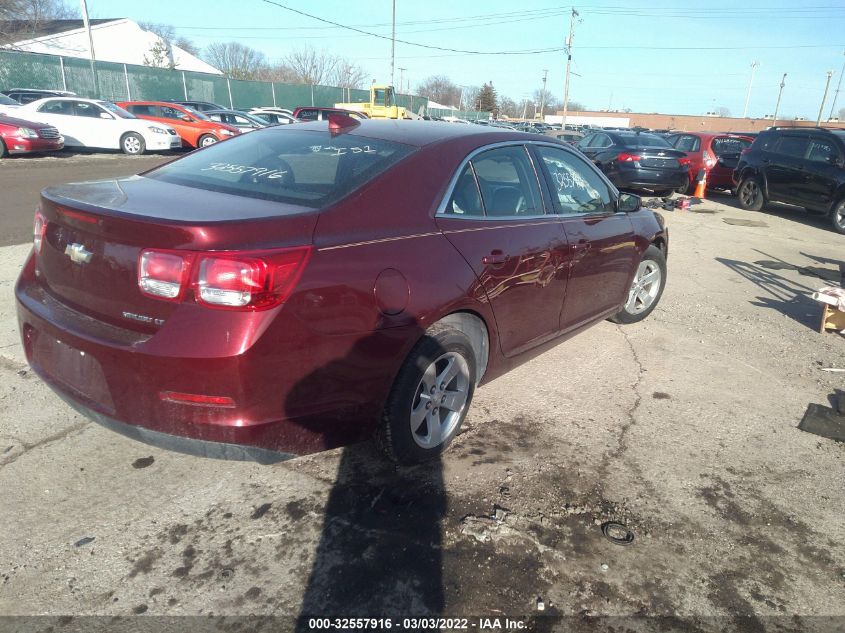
482,250,508,266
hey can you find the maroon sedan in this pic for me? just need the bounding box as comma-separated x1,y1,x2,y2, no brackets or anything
0,114,63,157
16,118,668,465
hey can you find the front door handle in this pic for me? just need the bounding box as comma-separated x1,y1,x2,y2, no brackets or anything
482,250,508,266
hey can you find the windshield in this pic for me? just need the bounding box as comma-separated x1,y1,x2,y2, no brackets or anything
0,94,19,105
618,133,671,148
99,101,136,119
146,128,416,208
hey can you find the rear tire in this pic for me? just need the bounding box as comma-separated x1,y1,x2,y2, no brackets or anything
198,134,218,148
378,324,476,465
0,138,7,158
610,245,667,325
120,132,145,155
830,199,845,235
737,176,764,211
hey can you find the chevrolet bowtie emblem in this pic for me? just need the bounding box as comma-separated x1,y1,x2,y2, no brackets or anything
65,243,93,265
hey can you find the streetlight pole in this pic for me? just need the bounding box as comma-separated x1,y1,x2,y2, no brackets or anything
742,61,759,118
562,8,579,129
79,0,99,98
390,0,396,87
398,67,406,94
772,73,787,125
538,69,548,121
817,70,834,126
828,50,845,121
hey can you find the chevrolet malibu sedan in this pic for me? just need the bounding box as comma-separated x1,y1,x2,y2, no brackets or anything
0,113,63,156
16,119,668,465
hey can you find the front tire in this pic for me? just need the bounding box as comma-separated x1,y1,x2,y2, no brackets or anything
379,325,476,465
198,134,218,148
737,176,764,211
0,138,7,158
830,199,845,235
121,132,145,155
611,245,667,324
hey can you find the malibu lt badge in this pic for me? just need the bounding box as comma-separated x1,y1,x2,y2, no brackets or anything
65,243,93,265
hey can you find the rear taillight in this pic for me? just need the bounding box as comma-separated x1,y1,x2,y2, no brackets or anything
678,157,691,166
33,209,47,254
196,247,311,309
137,247,311,310
704,150,716,168
139,250,190,301
617,152,641,162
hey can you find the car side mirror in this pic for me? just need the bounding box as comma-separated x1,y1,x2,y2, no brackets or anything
99,112,114,119
829,155,844,167
181,115,193,122
618,193,641,213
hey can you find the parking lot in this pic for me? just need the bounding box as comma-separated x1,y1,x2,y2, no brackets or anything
1,153,844,630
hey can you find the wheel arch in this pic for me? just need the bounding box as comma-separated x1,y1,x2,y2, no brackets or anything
431,310,490,386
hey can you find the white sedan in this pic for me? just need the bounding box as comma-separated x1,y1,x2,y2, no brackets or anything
16,98,182,154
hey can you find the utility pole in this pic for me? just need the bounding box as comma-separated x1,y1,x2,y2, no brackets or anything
79,0,99,98
828,49,845,121
817,70,834,126
390,0,396,87
772,73,787,125
742,61,759,118
538,69,548,120
562,8,579,129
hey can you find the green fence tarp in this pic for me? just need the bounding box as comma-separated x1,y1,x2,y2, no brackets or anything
0,49,488,119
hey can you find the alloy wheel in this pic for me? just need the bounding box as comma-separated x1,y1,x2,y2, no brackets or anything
834,202,845,232
201,136,217,147
409,352,470,449
625,260,662,315
124,136,141,154
740,180,759,207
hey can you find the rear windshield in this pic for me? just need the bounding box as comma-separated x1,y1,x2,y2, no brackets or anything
0,93,19,105
712,137,751,155
617,133,671,148
146,128,416,208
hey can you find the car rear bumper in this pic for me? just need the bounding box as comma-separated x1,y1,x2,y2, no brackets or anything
146,135,182,151
5,136,64,154
15,253,388,460
607,164,689,191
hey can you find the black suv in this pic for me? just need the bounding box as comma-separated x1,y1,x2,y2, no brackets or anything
733,127,845,234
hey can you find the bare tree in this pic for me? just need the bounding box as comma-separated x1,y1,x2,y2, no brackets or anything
203,41,267,80
139,22,199,61
1,0,78,46
327,59,367,89
255,63,299,84
173,36,199,57
415,75,462,107
718,106,731,118
498,96,520,118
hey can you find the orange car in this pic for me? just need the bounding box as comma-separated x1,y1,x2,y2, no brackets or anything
117,101,240,148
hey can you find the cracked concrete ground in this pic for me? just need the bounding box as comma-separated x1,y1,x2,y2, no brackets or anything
0,160,844,632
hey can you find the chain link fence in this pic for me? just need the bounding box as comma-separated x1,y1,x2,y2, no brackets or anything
0,50,489,120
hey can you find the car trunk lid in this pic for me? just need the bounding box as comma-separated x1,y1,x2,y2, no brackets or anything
35,176,318,331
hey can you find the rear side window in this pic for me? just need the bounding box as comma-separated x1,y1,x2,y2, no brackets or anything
445,164,483,216
774,136,809,158
147,129,416,208
674,135,700,152
471,146,543,217
298,109,319,121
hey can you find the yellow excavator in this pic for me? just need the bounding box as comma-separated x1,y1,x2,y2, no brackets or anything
335,84,413,120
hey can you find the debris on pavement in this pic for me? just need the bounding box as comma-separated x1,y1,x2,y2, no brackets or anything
73,537,95,547
600,521,635,545
723,218,769,227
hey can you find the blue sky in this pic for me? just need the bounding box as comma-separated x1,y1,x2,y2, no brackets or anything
90,1,845,119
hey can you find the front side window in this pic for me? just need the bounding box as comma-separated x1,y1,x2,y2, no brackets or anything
147,129,416,209
807,138,838,163
536,146,613,215
160,106,185,120
73,101,103,118
298,109,319,121
470,146,543,217
674,135,699,152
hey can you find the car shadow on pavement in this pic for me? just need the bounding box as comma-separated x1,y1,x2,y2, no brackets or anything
285,322,448,626
708,192,836,232
295,443,445,625
716,256,823,330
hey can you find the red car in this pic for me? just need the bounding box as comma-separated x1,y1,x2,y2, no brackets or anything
117,101,240,148
0,113,63,157
667,132,754,194
16,119,668,465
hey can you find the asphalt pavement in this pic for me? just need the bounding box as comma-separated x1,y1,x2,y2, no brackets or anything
0,157,843,631
0,152,174,247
